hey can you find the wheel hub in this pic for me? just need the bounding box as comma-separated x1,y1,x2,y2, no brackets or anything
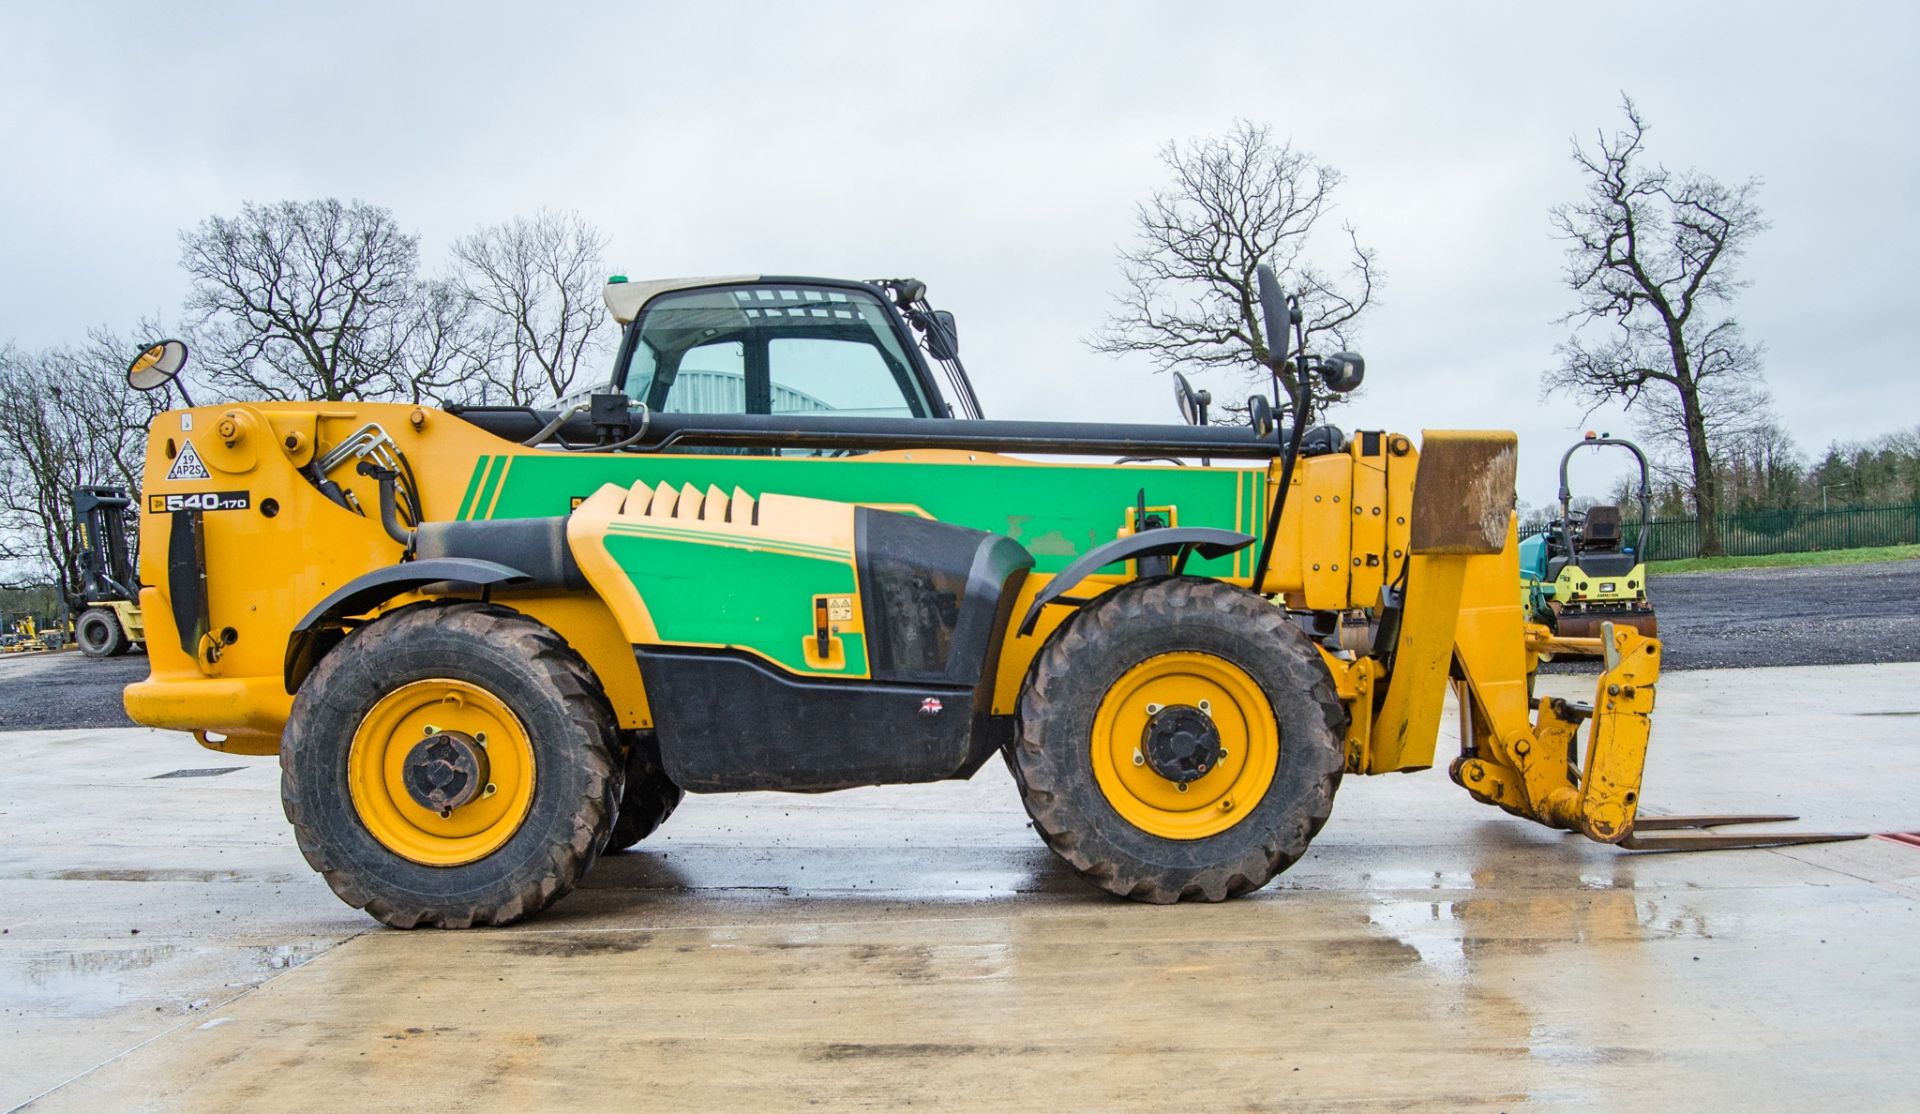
1141,704,1222,784
402,731,491,814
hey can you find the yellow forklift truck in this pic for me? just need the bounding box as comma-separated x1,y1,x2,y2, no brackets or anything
119,272,1850,928
70,485,147,657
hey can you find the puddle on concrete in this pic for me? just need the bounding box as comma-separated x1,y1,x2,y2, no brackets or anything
1631,897,1713,940
9,868,304,883
1527,1022,1653,1066
8,940,334,1017
1356,869,1477,891
1366,898,1466,978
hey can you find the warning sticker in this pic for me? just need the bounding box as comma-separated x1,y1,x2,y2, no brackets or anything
149,490,251,513
165,440,212,482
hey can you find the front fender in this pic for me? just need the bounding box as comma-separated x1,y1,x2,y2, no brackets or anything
1017,527,1254,635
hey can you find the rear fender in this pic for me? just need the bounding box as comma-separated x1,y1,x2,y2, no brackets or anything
283,557,530,692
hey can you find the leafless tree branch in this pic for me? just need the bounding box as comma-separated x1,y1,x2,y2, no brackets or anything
1089,121,1381,415
1543,95,1771,555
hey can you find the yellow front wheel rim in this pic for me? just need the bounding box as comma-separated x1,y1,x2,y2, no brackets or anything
348,679,536,866
1091,652,1279,840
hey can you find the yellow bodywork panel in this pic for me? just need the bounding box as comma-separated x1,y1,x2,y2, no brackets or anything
124,403,650,752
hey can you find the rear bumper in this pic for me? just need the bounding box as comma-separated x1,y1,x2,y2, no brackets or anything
124,675,292,754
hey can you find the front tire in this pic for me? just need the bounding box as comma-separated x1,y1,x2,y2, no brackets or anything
76,608,127,658
281,602,622,928
1009,578,1347,903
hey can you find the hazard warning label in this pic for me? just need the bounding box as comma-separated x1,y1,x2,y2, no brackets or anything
165,440,212,482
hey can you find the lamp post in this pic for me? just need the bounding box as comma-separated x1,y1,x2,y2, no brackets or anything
1821,483,1852,513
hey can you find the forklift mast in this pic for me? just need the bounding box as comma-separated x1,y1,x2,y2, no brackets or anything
71,485,138,607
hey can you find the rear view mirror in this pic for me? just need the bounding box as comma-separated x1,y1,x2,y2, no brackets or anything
1255,265,1297,371
925,310,959,361
1247,394,1274,438
128,339,189,392
1172,371,1211,426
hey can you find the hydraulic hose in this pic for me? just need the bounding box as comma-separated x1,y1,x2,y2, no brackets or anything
358,462,415,548
519,400,589,447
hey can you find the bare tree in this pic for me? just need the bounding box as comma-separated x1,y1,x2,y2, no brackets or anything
400,276,494,406
1545,97,1770,555
1091,120,1379,411
451,210,612,405
0,331,166,598
180,199,455,402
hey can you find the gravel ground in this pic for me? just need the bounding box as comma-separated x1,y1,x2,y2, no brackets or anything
1645,558,1920,669
3,559,1916,729
0,651,148,730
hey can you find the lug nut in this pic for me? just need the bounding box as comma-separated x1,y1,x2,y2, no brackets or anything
1145,703,1163,715
1132,749,1145,767
1220,798,1234,812
1177,782,1189,793
1198,699,1212,716
422,725,437,736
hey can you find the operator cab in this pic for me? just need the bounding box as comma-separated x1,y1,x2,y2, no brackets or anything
602,277,981,438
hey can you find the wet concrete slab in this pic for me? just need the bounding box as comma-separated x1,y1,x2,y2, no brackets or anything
3,665,1918,1111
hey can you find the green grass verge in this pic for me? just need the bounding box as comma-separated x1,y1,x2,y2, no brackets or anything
1648,543,1920,574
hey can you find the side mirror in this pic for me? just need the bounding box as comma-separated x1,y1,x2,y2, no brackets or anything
925,310,959,361
1317,352,1365,394
1246,394,1274,438
1172,371,1211,426
127,339,189,391
1254,264,1298,370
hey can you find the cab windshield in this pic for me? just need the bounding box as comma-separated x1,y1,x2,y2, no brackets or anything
622,284,933,419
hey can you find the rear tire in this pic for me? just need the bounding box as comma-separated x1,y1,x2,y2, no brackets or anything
76,608,127,658
603,732,684,853
1009,578,1347,904
282,602,622,928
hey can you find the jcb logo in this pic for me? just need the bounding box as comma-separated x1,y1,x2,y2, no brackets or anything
149,491,251,513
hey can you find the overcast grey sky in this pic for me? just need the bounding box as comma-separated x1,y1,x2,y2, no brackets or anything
3,1,1915,506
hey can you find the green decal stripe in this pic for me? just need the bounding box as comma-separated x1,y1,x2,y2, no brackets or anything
460,456,496,521
603,521,848,561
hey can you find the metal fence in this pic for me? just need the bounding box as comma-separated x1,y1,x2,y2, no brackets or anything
1525,502,1920,560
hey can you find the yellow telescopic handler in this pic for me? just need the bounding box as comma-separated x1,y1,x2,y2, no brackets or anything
118,268,1855,927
